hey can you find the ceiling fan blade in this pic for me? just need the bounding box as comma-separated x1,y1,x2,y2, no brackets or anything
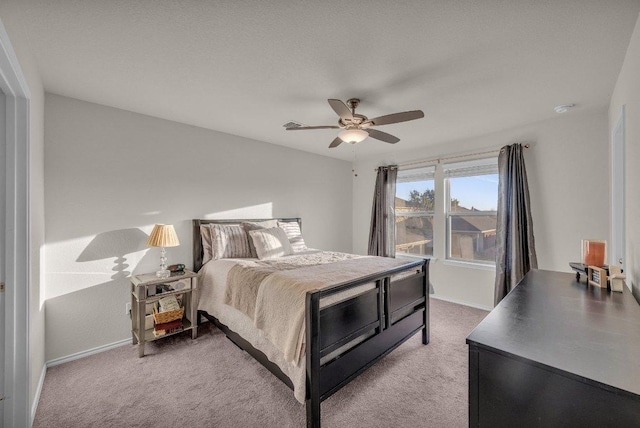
370,110,424,126
367,128,400,144
328,99,353,120
329,137,343,148
286,125,340,131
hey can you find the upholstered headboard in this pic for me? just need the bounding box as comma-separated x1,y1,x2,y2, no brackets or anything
192,218,302,272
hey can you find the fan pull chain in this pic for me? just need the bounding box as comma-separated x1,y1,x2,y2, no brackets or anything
352,145,358,177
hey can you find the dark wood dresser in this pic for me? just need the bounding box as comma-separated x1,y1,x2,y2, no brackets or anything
466,269,640,427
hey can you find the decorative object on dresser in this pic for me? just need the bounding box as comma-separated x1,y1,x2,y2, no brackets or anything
587,265,608,288
569,261,589,282
467,270,640,427
193,218,430,428
146,224,180,279
582,239,607,266
569,262,626,292
130,269,198,357
608,265,626,292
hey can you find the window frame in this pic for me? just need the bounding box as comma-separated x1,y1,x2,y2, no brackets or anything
444,177,497,266
442,157,498,268
394,166,436,258
393,157,499,268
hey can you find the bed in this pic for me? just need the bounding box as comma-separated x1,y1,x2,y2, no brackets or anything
193,218,430,427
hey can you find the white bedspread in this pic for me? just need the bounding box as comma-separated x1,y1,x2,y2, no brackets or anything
197,250,420,403
235,255,411,365
198,255,310,403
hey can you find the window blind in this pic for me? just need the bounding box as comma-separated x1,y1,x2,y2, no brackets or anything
397,166,435,183
443,157,498,178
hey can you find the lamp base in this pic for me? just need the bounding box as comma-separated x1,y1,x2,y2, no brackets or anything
156,246,170,279
156,269,170,279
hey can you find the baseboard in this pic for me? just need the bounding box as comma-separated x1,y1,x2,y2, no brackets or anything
30,364,47,426
431,294,493,312
46,338,130,368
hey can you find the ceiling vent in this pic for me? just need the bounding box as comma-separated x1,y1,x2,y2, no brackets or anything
282,121,304,129
554,104,575,114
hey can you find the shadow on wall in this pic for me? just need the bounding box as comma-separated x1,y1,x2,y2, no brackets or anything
45,275,135,360
76,228,149,280
45,228,161,359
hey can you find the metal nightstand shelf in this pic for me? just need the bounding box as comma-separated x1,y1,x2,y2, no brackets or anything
130,269,199,357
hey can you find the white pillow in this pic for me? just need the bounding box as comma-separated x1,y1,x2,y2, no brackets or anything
248,227,293,260
241,220,278,258
208,224,252,260
277,221,307,252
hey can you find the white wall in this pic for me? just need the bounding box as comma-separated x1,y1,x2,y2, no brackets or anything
353,108,610,309
0,2,47,419
610,12,640,303
43,93,353,361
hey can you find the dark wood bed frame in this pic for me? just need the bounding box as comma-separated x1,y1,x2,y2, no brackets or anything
193,218,430,428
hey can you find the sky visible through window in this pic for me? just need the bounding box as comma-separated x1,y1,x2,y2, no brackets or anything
396,174,498,211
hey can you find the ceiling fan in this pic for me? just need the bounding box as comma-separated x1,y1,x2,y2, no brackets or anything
286,98,424,148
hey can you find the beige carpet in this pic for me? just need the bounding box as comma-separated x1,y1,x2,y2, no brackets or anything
33,298,487,428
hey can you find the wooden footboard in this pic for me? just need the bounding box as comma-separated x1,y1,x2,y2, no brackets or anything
305,258,430,428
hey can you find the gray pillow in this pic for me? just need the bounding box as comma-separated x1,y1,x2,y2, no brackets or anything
208,224,252,260
200,225,214,264
241,220,278,257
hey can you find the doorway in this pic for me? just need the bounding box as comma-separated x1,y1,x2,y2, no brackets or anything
0,88,5,424
0,18,31,428
611,106,626,273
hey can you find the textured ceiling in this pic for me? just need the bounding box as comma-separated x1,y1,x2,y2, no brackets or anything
6,0,640,160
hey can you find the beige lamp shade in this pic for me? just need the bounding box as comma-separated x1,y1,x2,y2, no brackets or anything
146,224,180,247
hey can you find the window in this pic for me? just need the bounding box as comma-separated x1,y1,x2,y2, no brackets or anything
393,156,499,266
395,166,435,256
444,158,498,264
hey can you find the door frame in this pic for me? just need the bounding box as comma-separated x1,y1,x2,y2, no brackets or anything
611,105,626,277
0,17,31,428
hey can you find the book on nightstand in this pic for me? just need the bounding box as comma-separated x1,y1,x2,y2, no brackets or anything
153,319,183,337
153,327,183,337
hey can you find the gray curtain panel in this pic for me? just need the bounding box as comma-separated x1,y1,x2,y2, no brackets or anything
368,166,398,257
494,143,537,305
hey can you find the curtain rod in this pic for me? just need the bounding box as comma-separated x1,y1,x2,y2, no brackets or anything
374,143,531,171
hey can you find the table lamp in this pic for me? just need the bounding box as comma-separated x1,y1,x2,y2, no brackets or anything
146,224,180,278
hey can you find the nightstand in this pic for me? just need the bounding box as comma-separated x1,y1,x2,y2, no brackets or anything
130,269,199,357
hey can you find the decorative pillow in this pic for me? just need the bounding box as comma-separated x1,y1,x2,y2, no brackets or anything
200,225,214,264
241,220,278,258
277,221,307,252
248,227,293,260
208,224,252,260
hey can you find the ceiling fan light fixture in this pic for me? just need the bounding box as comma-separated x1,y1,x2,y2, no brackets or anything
289,98,424,148
338,128,368,144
